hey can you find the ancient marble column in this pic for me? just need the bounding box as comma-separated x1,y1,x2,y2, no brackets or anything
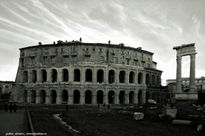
189,54,196,92
176,56,182,92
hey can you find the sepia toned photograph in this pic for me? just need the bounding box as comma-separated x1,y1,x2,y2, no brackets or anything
0,0,205,136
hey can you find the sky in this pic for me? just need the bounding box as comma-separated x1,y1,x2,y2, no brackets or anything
0,0,205,85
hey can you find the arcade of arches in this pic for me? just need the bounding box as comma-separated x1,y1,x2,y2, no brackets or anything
21,68,160,86
22,89,145,105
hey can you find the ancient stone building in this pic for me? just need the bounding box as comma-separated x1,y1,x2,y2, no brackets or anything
0,81,14,101
12,40,162,105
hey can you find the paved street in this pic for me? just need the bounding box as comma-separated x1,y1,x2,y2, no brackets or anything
0,110,28,136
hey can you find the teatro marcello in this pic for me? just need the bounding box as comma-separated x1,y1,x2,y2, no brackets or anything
11,40,162,105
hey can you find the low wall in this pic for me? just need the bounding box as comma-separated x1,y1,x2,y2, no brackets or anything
174,93,198,100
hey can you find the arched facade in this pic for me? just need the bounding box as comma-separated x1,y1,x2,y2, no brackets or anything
15,41,162,105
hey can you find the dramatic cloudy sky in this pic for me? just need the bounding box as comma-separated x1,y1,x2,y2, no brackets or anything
0,0,205,85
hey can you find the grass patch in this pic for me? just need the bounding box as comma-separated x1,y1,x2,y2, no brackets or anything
30,111,72,136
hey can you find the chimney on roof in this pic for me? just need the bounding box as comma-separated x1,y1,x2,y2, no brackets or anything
38,42,42,45
79,37,82,42
108,40,111,44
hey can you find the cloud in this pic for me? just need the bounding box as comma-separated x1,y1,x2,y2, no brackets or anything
0,0,205,83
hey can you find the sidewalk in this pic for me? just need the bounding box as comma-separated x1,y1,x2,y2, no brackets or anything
0,110,28,136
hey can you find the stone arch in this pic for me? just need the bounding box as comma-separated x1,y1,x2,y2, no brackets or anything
97,69,104,83
138,72,143,84
152,75,155,85
138,90,143,105
146,74,150,85
85,90,92,104
73,90,80,104
62,90,68,104
74,69,80,82
23,71,28,82
129,71,135,83
50,90,57,104
51,69,57,82
108,91,115,104
119,91,125,104
108,70,115,84
31,70,37,83
146,92,150,103
23,90,27,103
30,90,36,103
85,69,92,82
119,70,126,83
41,69,47,83
39,90,46,104
97,90,104,104
62,69,69,82
129,91,134,104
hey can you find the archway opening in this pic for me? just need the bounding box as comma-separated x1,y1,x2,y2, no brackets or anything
41,69,47,83
85,69,92,82
85,90,92,104
50,90,57,104
152,75,155,85
129,71,135,83
31,90,36,103
62,90,68,103
119,91,125,104
97,90,103,104
129,91,134,104
74,69,80,82
97,69,104,83
146,74,150,85
108,91,115,104
109,70,115,84
40,90,46,104
73,90,80,104
119,71,126,83
23,71,28,82
23,90,27,103
51,69,57,82
62,69,69,82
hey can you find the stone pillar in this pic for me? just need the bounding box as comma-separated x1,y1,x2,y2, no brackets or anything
93,69,96,84
104,69,108,84
80,92,85,104
104,91,108,104
176,56,182,92
27,90,31,103
126,71,129,85
134,91,138,104
68,93,73,104
28,70,32,83
115,91,119,104
92,92,97,104
142,90,146,104
115,70,119,84
47,69,51,82
58,69,62,82
37,69,42,83
56,90,61,104
46,91,50,104
81,68,85,84
36,91,40,104
190,54,196,92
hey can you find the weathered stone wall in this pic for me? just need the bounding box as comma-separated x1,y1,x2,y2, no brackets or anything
14,42,162,105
